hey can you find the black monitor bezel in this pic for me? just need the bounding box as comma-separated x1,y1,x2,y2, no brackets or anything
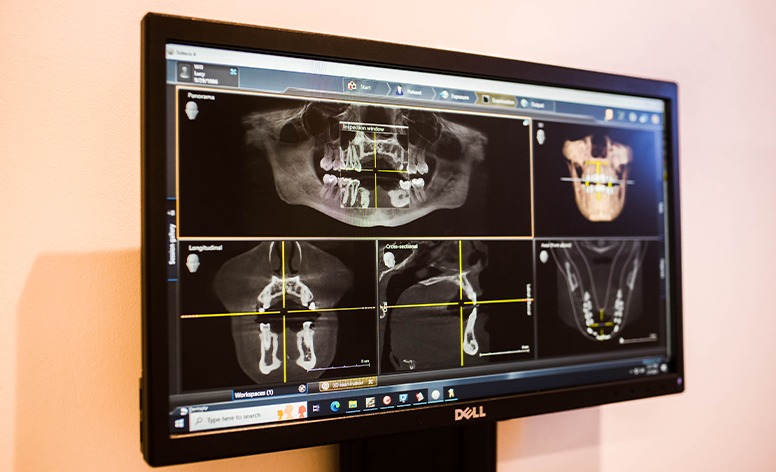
141,12,683,466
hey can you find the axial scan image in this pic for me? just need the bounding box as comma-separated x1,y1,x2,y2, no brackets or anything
176,90,532,238
178,240,377,391
532,122,661,237
535,240,665,358
378,240,534,373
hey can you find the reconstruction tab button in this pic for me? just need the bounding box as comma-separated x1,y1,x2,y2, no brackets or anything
318,376,378,392
477,92,517,107
490,93,517,108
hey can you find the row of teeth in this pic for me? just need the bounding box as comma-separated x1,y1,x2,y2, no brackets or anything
257,275,317,312
582,172,619,184
317,145,430,175
582,290,623,341
584,184,619,195
321,174,427,208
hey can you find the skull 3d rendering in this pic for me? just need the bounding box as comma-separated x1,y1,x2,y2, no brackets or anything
562,135,632,222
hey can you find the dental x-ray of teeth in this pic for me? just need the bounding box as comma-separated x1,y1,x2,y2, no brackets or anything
176,90,532,238
532,122,662,237
177,240,377,389
378,240,534,372
536,240,664,357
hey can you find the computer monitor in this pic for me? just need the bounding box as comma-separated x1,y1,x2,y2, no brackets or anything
141,13,683,467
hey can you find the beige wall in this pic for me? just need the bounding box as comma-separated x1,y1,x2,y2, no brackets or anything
2,1,776,470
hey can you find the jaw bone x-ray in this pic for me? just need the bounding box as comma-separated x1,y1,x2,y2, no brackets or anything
562,134,633,222
243,101,488,227
551,240,647,342
378,240,489,371
213,241,353,383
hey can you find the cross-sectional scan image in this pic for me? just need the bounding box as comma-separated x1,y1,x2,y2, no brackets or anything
532,122,662,237
378,240,534,373
535,240,665,358
177,240,377,391
176,90,532,238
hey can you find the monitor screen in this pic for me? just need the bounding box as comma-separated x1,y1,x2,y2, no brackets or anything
141,13,683,466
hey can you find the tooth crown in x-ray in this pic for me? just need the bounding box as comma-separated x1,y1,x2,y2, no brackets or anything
243,102,487,227
563,135,633,222
214,241,352,383
552,240,646,341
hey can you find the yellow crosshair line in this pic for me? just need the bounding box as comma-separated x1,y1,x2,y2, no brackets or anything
459,240,464,366
282,241,287,383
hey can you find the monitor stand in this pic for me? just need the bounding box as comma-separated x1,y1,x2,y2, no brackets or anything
339,421,497,472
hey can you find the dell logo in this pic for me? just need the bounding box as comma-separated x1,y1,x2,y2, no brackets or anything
454,406,486,421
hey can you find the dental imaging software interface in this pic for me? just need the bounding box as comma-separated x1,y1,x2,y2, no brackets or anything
164,44,673,435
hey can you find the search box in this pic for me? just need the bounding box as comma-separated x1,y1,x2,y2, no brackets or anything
189,401,307,432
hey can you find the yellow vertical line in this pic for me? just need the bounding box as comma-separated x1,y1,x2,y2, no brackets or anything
373,132,377,167
600,308,604,322
283,315,287,383
459,240,464,366
374,172,378,208
458,240,463,300
460,306,464,366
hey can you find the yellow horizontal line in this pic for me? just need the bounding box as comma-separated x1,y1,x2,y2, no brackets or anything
183,298,534,319
181,306,377,319
375,169,410,174
464,298,533,305
287,306,376,314
181,310,282,319
387,301,460,309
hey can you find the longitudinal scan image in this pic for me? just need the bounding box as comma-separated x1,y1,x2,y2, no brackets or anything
178,240,377,390
176,89,533,237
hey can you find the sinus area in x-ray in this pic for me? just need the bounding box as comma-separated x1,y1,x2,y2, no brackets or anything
243,101,488,228
213,241,374,384
378,240,535,372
